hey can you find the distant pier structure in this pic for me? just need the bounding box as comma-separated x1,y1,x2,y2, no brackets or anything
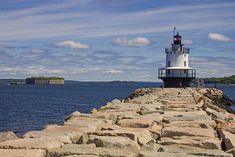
158,28,196,87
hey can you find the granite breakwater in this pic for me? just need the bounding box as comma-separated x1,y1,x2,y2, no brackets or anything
0,88,235,157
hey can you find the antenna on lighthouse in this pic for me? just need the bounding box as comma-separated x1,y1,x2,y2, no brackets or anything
173,27,176,36
173,27,176,42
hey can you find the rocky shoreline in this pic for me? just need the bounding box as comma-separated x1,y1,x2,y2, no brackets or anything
0,88,235,157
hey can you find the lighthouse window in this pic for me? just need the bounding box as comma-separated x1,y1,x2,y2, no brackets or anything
168,61,171,67
167,70,171,75
184,61,186,67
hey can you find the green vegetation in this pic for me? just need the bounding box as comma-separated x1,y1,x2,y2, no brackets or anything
204,75,235,84
27,77,64,80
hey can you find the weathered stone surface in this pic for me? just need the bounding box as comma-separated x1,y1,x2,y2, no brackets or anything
117,118,152,128
64,117,112,132
148,124,162,140
210,110,231,122
163,111,212,122
89,128,154,146
111,99,121,105
162,127,217,138
87,135,140,152
218,129,235,151
160,144,233,157
218,122,235,134
91,108,98,114
0,132,18,143
159,136,221,149
62,155,99,157
48,144,138,157
226,148,235,157
139,151,199,157
23,131,72,144
100,111,139,120
0,137,63,149
65,111,81,121
0,149,46,157
163,120,215,128
23,125,89,144
136,130,155,146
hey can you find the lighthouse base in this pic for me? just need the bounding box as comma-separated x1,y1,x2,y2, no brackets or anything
162,77,194,88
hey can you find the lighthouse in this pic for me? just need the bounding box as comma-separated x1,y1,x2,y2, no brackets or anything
158,28,196,87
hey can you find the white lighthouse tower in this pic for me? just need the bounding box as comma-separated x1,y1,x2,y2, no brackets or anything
158,28,196,87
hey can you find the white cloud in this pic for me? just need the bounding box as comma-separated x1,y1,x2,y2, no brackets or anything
26,66,64,75
114,37,151,46
183,39,193,44
56,40,90,49
208,33,234,42
0,66,63,75
1,1,235,40
105,69,124,74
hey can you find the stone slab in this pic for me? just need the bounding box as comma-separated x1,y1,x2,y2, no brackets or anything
162,127,216,138
0,137,63,150
0,149,46,157
48,144,138,157
159,136,221,149
0,132,18,143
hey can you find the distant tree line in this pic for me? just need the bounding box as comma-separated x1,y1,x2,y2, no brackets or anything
203,75,235,84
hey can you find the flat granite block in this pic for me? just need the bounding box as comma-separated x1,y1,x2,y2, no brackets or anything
162,126,217,138
0,132,18,143
48,144,138,157
0,149,46,157
159,136,221,149
0,137,63,150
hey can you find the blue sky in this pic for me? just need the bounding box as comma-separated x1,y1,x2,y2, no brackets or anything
0,0,235,81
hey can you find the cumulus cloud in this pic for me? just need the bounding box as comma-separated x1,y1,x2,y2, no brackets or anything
183,39,193,44
114,37,151,46
208,33,234,42
105,69,124,74
56,40,90,49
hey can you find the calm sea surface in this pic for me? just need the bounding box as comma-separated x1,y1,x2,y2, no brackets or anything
0,81,234,136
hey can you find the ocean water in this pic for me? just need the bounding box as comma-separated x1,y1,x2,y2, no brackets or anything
205,84,235,111
0,81,234,136
0,81,160,135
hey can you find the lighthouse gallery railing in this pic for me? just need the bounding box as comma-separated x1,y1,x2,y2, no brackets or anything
158,69,196,79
